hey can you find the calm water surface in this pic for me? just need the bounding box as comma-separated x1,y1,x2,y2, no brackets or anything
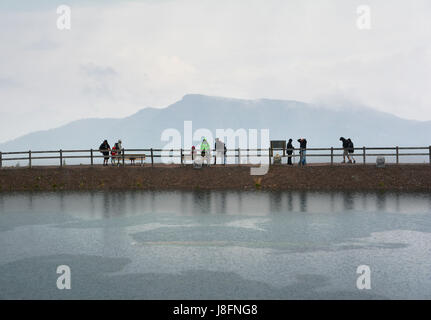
0,190,431,299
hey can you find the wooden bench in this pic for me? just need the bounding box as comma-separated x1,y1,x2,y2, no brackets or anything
126,154,146,166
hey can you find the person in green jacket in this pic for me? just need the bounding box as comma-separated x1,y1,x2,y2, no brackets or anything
200,138,211,166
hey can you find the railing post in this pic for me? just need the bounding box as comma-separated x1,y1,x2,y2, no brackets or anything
429,146,431,165
151,148,154,167
363,146,366,165
330,147,334,166
238,148,241,166
396,146,399,164
122,148,125,166
236,148,239,165
180,148,183,165
0,151,2,169
90,149,93,166
60,149,63,167
29,150,32,168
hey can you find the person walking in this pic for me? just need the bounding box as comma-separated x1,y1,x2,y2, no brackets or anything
99,140,111,166
347,138,356,164
286,138,294,165
297,138,307,166
340,137,353,164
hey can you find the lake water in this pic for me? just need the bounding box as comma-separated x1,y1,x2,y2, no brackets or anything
0,190,431,299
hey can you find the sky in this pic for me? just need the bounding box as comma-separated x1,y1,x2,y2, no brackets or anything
0,0,430,143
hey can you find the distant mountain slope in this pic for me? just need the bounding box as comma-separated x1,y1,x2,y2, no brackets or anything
1,94,430,152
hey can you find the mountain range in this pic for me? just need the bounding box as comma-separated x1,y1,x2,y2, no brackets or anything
1,94,430,152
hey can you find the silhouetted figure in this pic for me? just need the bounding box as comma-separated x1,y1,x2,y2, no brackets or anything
347,138,356,164
99,140,111,166
340,137,355,164
286,138,293,165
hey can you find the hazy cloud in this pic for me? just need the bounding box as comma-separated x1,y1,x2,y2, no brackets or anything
0,0,430,143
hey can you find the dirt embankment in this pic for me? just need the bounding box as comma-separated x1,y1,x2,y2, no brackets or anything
0,164,430,192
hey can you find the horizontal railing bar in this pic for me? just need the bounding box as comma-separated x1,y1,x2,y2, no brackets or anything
0,151,31,155
1,157,31,161
2,146,431,154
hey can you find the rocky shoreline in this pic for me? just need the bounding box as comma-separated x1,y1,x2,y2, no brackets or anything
1,164,431,192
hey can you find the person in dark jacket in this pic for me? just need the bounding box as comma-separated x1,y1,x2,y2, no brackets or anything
286,138,294,165
347,138,356,164
99,140,111,166
339,137,355,164
297,138,307,166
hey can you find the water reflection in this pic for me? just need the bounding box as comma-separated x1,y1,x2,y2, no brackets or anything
376,192,386,211
1,190,431,218
299,192,307,212
343,192,354,211
269,192,282,213
1,190,431,300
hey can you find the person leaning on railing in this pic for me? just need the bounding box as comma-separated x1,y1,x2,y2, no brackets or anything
99,140,111,166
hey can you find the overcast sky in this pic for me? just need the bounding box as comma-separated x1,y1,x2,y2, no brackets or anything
0,0,430,143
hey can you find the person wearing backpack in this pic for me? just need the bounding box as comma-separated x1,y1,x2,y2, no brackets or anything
347,138,356,164
339,137,355,164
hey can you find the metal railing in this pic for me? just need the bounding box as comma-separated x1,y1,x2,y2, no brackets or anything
1,146,430,168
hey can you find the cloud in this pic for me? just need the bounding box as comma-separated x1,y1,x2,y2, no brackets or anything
0,0,430,143
27,39,60,51
0,77,19,89
81,63,118,78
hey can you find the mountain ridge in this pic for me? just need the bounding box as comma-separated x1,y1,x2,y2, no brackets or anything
1,94,430,152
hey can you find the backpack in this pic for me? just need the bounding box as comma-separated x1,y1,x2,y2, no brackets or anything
348,139,354,153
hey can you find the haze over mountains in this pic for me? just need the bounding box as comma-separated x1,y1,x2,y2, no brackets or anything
1,94,430,152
